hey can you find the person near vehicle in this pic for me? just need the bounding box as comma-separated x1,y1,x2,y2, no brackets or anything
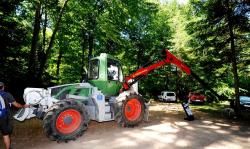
0,82,30,149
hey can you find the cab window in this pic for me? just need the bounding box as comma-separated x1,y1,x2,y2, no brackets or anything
89,59,99,79
107,59,119,81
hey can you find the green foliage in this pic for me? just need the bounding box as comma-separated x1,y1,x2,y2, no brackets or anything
186,0,250,99
0,0,29,97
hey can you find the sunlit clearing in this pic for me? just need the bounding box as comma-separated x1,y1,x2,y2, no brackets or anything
215,123,230,127
215,130,230,135
174,121,189,126
175,139,190,147
84,139,101,144
204,141,243,149
143,123,179,133
123,128,177,144
184,126,195,130
202,120,213,124
199,125,221,130
114,138,137,147
129,132,176,144
230,126,240,131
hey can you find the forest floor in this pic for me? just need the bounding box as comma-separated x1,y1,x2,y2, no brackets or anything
1,102,250,149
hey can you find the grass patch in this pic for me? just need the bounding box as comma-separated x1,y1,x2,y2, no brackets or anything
189,101,230,117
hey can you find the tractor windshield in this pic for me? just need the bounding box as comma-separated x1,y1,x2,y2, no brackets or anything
89,59,99,79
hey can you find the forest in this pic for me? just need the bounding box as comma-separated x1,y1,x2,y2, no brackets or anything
0,0,249,105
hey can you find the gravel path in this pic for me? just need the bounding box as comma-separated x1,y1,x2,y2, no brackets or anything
1,103,249,149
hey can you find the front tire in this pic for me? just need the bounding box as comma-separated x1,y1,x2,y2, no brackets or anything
43,100,89,141
115,94,145,127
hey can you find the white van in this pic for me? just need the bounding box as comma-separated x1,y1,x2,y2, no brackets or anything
158,91,176,102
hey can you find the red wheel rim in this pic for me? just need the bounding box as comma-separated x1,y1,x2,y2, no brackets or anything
56,109,81,134
124,98,142,121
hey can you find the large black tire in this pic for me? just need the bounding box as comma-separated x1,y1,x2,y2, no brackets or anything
115,94,145,127
43,100,89,142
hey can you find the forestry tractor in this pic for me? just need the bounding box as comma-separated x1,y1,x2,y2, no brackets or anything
14,50,191,141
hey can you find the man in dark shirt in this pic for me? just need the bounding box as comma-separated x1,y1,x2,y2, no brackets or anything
0,82,30,149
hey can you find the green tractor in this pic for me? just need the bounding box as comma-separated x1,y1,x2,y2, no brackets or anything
14,50,191,141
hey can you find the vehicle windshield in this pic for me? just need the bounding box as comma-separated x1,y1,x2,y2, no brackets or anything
88,59,99,79
49,84,75,100
167,93,175,96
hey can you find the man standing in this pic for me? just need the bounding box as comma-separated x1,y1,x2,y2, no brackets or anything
0,82,30,149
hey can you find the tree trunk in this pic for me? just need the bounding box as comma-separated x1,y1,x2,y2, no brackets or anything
88,32,94,62
56,29,65,82
28,1,41,84
226,0,241,117
38,0,70,80
136,46,143,68
42,2,47,52
165,74,169,90
80,30,88,82
56,47,63,81
175,66,179,98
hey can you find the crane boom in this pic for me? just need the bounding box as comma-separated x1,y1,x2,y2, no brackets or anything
122,50,191,91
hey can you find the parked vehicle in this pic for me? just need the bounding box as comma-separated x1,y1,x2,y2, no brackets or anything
158,91,176,102
231,96,250,109
188,92,206,104
240,96,250,108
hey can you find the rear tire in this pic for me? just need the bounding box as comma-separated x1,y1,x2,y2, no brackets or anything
43,100,89,142
115,94,145,127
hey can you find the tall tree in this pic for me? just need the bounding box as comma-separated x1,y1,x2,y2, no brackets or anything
0,0,28,97
188,0,250,116
38,0,70,80
28,1,41,83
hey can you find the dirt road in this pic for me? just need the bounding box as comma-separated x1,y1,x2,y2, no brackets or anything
1,103,249,149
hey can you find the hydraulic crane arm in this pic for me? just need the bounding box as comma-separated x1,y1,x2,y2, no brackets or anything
122,50,191,91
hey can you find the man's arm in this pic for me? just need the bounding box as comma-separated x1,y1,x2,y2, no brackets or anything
12,101,30,108
5,92,30,108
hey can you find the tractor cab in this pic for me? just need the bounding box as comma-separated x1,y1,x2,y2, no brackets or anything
88,53,123,96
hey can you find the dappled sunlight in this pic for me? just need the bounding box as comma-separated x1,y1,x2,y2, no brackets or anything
3,103,250,149
149,103,182,112
204,141,243,149
214,129,230,135
215,122,231,127
143,123,179,133
112,137,138,147
230,126,240,131
80,139,99,144
174,121,189,126
124,130,177,144
198,124,221,130
184,125,195,130
202,120,214,124
175,139,190,147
